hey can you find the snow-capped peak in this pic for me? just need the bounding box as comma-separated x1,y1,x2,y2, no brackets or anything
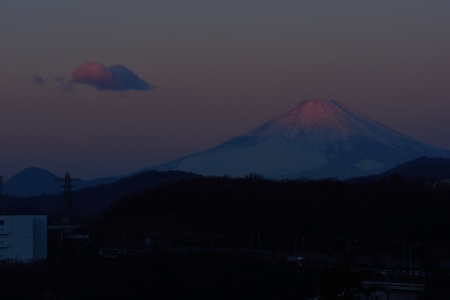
153,99,450,179
246,99,426,150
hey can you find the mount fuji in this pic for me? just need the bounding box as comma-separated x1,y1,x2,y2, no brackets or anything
152,99,450,179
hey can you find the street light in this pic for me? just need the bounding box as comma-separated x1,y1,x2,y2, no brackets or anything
185,232,199,249
292,237,302,257
114,226,117,249
251,234,260,251
303,237,305,256
386,251,391,300
215,234,228,250
176,234,181,255
141,230,150,252
409,243,420,275
337,238,357,256
394,239,406,269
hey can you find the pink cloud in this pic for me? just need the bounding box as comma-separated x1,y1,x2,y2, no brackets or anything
71,61,152,91
72,61,119,89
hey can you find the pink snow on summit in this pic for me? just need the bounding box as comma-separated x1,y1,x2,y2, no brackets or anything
246,99,407,146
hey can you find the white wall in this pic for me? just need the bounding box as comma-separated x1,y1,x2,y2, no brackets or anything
0,215,47,262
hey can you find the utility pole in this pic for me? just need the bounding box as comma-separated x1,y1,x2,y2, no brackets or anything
395,239,406,270
0,175,4,215
409,243,420,275
185,232,199,251
386,252,390,300
251,234,260,251
337,238,357,256
215,233,228,251
292,237,302,257
303,237,305,256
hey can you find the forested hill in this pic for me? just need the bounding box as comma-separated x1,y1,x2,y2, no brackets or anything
90,174,450,254
348,156,450,183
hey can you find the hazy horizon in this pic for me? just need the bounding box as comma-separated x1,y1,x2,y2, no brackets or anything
2,1,450,181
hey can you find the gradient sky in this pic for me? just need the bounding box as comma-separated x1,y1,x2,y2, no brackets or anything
1,1,450,181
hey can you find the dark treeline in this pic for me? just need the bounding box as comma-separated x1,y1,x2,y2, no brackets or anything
86,173,450,262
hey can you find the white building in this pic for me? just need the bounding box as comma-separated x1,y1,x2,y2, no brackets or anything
0,215,47,262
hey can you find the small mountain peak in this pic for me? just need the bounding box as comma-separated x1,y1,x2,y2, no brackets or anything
3,167,59,197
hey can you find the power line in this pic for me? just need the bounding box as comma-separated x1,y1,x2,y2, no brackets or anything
55,172,81,263
55,172,79,227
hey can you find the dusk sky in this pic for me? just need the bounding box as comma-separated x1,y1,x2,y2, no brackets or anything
1,1,450,181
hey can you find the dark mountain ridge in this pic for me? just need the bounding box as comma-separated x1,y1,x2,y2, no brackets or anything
3,167,118,197
2,170,202,217
349,156,450,183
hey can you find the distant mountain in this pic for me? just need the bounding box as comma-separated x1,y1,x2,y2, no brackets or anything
3,168,59,197
349,156,450,183
152,99,450,179
3,167,118,198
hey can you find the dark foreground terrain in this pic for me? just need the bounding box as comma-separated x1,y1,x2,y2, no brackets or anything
2,252,450,299
2,252,319,299
4,172,450,299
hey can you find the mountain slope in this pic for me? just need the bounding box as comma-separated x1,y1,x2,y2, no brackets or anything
152,99,450,179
